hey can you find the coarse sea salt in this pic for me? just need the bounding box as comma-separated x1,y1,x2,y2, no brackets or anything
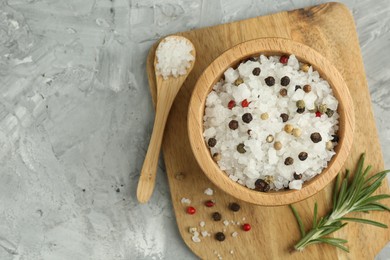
203,54,339,191
156,36,194,79
204,188,214,195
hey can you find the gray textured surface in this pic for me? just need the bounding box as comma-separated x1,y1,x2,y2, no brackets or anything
0,0,389,259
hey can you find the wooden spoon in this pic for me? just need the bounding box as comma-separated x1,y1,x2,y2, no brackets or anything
137,36,196,203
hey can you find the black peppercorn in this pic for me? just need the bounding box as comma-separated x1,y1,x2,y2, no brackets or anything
295,85,302,91
297,107,305,114
215,232,225,241
284,157,294,165
228,120,239,130
252,67,261,76
208,138,217,147
265,76,275,86
332,135,339,142
255,179,270,192
212,212,222,221
281,76,290,86
310,132,322,143
280,113,289,122
242,113,253,123
298,152,308,161
293,172,302,180
229,203,240,212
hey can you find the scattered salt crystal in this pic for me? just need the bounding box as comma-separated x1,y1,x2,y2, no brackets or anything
156,36,194,79
223,220,230,226
289,180,303,190
242,217,246,221
204,188,214,196
201,231,209,237
200,221,205,227
232,232,238,238
189,227,197,234
192,235,201,243
230,250,234,254
181,198,191,204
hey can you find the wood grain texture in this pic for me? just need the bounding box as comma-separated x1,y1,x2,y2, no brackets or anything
188,37,354,206
137,36,195,203
146,2,389,259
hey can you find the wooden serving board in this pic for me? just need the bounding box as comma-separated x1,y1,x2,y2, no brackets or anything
146,3,390,259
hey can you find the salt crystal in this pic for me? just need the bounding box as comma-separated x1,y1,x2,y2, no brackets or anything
181,198,191,204
232,232,238,237
201,231,209,237
156,36,194,79
223,220,229,226
192,235,201,243
200,221,205,227
204,188,214,196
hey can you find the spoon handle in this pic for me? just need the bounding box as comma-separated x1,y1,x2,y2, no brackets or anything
137,88,178,203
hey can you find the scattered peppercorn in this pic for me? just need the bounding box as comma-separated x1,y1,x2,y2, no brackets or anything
301,63,310,72
310,132,322,143
274,141,282,150
252,67,261,76
234,78,243,86
187,206,196,215
296,100,305,109
325,108,334,118
280,55,289,64
279,88,287,97
284,157,294,165
242,223,251,231
116,188,120,193
212,212,222,221
229,120,239,130
255,179,270,192
248,57,257,62
208,138,217,147
237,143,246,153
284,124,293,133
298,152,308,161
280,113,289,122
241,99,250,107
266,135,274,143
315,111,322,117
326,141,333,150
215,232,225,241
281,76,290,86
332,135,339,142
303,84,311,93
242,113,253,123
265,76,275,86
205,200,215,207
212,153,221,162
260,112,269,120
297,107,305,114
229,203,241,212
293,172,303,180
319,104,328,114
292,128,302,137
295,85,301,91
227,100,236,110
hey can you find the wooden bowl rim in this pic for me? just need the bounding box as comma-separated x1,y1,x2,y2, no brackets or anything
188,37,355,206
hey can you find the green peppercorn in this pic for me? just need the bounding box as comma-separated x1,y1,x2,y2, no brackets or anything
319,104,328,114
237,143,246,153
325,108,334,118
296,100,305,109
234,77,244,86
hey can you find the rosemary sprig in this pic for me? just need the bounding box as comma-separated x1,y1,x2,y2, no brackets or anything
290,154,390,252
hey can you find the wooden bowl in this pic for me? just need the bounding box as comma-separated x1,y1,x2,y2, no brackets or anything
188,38,354,206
